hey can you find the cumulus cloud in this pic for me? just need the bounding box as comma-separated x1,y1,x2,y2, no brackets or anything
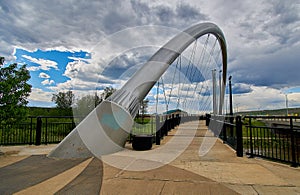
28,88,53,102
41,79,55,85
22,55,58,71
232,83,252,94
39,72,50,79
0,0,207,59
1,0,299,111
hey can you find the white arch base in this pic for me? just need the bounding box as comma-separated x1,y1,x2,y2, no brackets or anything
48,100,133,158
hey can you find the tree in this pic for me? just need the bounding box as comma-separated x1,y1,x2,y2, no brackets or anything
0,57,32,122
102,87,116,100
136,99,149,124
73,87,116,119
74,93,102,118
140,99,149,115
52,90,74,115
0,57,4,66
94,92,102,106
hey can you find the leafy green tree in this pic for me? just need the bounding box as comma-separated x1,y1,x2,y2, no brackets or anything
94,92,102,106
140,99,149,115
102,87,116,100
0,57,32,122
136,99,149,124
52,90,74,115
0,57,4,66
74,93,102,117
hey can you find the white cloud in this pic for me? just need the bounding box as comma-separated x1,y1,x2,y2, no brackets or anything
22,55,58,71
41,79,55,85
29,88,53,102
1,0,299,110
39,72,50,78
228,86,300,112
27,66,40,71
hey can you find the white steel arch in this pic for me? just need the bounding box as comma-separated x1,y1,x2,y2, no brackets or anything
49,22,227,158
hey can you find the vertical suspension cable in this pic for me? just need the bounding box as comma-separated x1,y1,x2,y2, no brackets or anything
188,35,211,110
204,38,218,79
188,34,219,113
191,35,210,114
148,32,224,117
156,81,159,114
160,77,168,112
176,55,182,109
167,56,179,107
181,40,198,111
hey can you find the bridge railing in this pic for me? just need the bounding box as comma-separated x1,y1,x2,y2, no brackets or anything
155,114,202,145
207,114,300,167
207,114,243,157
244,115,300,167
0,116,77,146
130,114,201,150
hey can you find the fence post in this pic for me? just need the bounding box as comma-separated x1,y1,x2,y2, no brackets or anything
205,114,210,126
230,116,234,137
35,117,42,145
30,117,33,145
222,116,227,143
45,118,48,145
236,116,243,157
290,117,297,167
249,117,254,158
171,114,175,129
155,115,160,145
165,115,169,136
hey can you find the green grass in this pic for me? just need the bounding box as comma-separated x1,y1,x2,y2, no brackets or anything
241,118,269,137
0,117,75,145
131,117,155,135
243,118,266,126
0,123,34,145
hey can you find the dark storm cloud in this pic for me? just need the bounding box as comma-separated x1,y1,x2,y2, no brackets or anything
225,0,300,90
1,0,299,107
176,3,208,21
231,83,252,94
101,49,152,80
0,0,208,59
230,43,300,89
261,1,300,45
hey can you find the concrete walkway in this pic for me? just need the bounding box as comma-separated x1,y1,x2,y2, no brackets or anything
0,121,299,194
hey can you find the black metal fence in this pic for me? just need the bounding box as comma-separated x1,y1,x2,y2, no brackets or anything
155,114,201,145
130,114,201,150
0,116,75,145
1,114,200,148
244,116,300,167
207,114,243,157
208,114,300,167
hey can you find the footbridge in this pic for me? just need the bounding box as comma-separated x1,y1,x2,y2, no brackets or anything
49,22,227,158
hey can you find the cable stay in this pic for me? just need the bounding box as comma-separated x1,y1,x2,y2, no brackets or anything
151,32,224,117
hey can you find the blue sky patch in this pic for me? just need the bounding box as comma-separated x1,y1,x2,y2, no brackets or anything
13,48,90,91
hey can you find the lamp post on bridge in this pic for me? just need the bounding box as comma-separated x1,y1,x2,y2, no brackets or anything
228,76,233,116
219,70,223,115
285,94,289,116
212,69,217,115
228,76,234,137
281,92,292,116
284,93,293,116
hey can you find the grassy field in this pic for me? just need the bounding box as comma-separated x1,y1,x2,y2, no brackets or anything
238,107,300,116
131,117,156,135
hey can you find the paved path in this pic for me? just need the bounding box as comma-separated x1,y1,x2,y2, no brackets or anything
0,120,299,194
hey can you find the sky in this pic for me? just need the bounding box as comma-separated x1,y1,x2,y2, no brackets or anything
0,0,300,112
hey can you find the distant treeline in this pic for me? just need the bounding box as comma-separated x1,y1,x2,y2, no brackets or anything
27,107,73,117
238,107,300,116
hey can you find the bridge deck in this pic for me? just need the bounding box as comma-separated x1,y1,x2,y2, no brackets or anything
0,120,299,194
